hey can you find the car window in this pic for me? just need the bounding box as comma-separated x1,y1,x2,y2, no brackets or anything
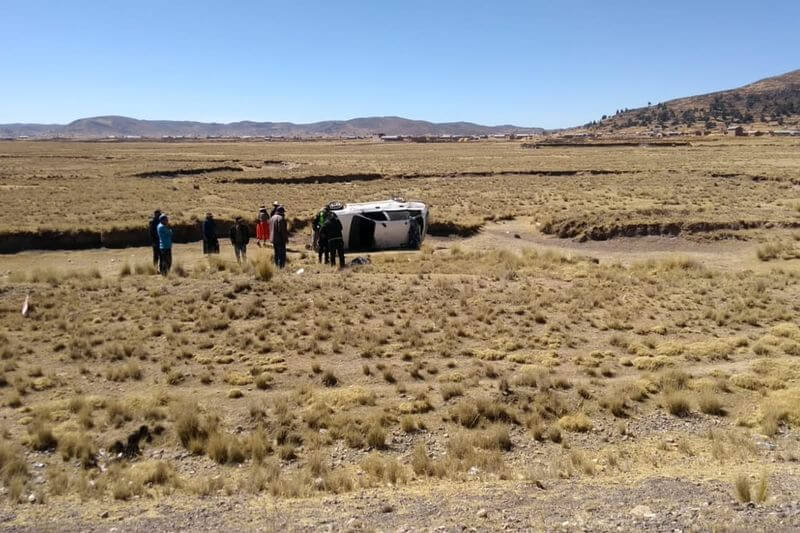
386,210,410,221
361,211,388,221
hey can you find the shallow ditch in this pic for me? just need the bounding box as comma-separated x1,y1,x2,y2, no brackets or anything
227,169,642,185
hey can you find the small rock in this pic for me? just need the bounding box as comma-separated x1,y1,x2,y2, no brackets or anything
630,505,656,519
100,511,109,519
314,477,325,489
381,503,394,513
27,494,36,503
477,509,488,518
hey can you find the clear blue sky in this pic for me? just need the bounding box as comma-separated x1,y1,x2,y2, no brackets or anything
1,0,798,128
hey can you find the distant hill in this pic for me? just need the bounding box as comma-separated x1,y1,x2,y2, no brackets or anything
589,69,800,132
0,115,544,139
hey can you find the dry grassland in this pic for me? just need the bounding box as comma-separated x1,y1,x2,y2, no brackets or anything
0,139,800,530
1,138,799,238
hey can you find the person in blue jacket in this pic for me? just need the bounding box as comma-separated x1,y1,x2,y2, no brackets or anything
156,214,173,276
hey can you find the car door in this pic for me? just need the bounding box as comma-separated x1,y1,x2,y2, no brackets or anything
364,211,393,249
384,210,412,247
348,214,375,251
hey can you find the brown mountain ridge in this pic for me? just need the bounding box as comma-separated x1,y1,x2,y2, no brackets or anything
594,69,800,131
0,116,543,139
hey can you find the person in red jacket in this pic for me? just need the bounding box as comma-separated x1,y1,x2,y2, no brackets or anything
255,206,270,247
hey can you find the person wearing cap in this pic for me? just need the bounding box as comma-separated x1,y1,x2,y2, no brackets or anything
156,214,173,276
202,213,219,254
256,206,270,247
323,211,345,268
148,209,162,270
269,206,288,268
229,216,250,263
269,201,280,218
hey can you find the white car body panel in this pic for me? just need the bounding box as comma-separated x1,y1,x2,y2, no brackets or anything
325,199,428,251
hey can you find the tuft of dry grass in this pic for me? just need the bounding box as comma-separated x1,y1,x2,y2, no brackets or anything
558,412,593,432
697,390,726,416
58,432,96,468
253,256,275,282
735,473,751,503
664,392,692,417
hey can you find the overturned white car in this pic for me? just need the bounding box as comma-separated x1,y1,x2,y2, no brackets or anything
315,199,428,251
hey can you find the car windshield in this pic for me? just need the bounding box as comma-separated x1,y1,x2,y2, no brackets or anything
386,210,410,221
361,211,388,221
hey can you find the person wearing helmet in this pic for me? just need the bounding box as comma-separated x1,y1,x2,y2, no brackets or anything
312,205,331,264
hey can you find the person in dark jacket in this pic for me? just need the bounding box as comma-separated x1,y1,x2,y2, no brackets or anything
270,206,289,268
229,216,250,263
323,212,345,268
202,213,219,254
149,209,162,270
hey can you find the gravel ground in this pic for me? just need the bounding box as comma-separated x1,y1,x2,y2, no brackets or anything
3,475,800,532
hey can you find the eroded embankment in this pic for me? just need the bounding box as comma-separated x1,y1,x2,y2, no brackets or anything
0,218,310,254
542,217,800,241
426,221,484,238
709,172,800,185
133,166,244,178
227,168,641,185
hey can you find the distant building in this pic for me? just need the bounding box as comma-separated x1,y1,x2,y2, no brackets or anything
381,135,404,142
773,130,800,137
727,125,745,136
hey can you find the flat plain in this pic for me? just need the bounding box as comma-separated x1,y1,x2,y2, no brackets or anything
1,138,800,531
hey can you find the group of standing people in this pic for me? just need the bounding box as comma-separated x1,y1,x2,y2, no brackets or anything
312,205,345,268
150,202,291,275
254,202,288,268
